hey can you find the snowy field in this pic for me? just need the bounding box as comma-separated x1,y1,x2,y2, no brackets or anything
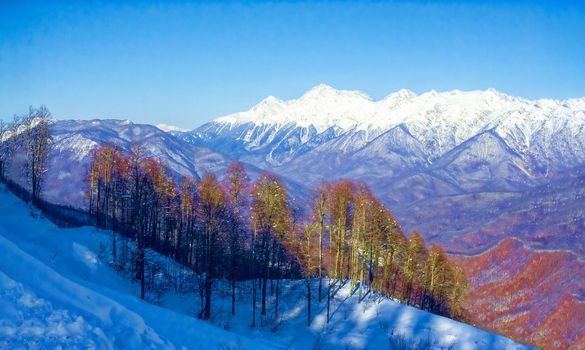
0,185,534,349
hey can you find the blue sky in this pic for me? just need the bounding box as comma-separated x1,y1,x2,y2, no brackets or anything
1,1,584,128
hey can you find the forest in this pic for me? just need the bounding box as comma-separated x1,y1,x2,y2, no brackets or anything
86,143,469,326
0,108,468,328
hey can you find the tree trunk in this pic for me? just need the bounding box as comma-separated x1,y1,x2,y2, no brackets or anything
261,274,267,316
261,234,269,316
358,262,364,303
318,222,323,303
327,278,332,323
307,279,312,326
251,230,257,327
274,249,282,320
138,243,145,300
31,156,37,205
275,277,279,320
252,278,257,327
203,276,212,319
231,279,236,316
112,231,117,261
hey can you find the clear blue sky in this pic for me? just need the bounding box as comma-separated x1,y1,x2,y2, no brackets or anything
1,1,584,128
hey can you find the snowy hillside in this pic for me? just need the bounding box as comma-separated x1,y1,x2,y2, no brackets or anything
0,184,532,349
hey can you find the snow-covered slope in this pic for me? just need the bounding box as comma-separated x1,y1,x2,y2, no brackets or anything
0,185,275,350
0,184,533,349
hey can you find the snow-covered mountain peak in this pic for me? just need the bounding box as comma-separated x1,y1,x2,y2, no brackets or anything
303,83,336,95
156,124,190,133
214,84,376,132
250,95,286,113
262,95,285,104
566,97,585,110
299,83,373,102
390,88,417,98
208,85,585,153
424,89,440,98
382,89,417,105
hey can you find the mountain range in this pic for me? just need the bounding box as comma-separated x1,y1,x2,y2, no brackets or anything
176,84,585,349
176,85,585,252
5,84,584,349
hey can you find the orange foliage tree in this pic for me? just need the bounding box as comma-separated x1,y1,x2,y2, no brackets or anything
87,145,468,324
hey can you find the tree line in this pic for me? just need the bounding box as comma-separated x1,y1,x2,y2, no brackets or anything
88,144,469,326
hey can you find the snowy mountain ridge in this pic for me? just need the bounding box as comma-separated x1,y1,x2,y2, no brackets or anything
213,83,584,136
156,123,190,133
186,84,585,173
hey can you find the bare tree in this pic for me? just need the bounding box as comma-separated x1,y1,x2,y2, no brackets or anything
225,162,249,316
299,224,317,326
311,184,328,303
0,119,8,179
129,142,148,299
198,173,226,320
250,173,292,320
0,116,24,182
22,106,53,205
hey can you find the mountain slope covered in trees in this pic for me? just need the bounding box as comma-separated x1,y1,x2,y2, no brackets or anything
0,184,533,349
2,119,308,209
173,85,585,349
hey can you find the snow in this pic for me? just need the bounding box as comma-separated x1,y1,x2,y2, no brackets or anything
0,270,112,349
0,185,272,350
208,84,585,164
216,84,378,132
156,124,191,133
0,184,534,349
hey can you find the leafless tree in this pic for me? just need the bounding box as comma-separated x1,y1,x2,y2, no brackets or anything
0,119,8,179
0,115,25,181
21,106,53,205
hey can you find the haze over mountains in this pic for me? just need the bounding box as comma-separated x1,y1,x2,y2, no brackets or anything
5,84,584,348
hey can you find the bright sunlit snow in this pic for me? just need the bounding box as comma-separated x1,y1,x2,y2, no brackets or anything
0,184,533,349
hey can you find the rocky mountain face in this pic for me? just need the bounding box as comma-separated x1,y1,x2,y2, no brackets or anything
453,238,585,349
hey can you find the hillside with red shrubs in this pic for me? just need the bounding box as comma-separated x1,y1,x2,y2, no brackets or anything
453,238,585,349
